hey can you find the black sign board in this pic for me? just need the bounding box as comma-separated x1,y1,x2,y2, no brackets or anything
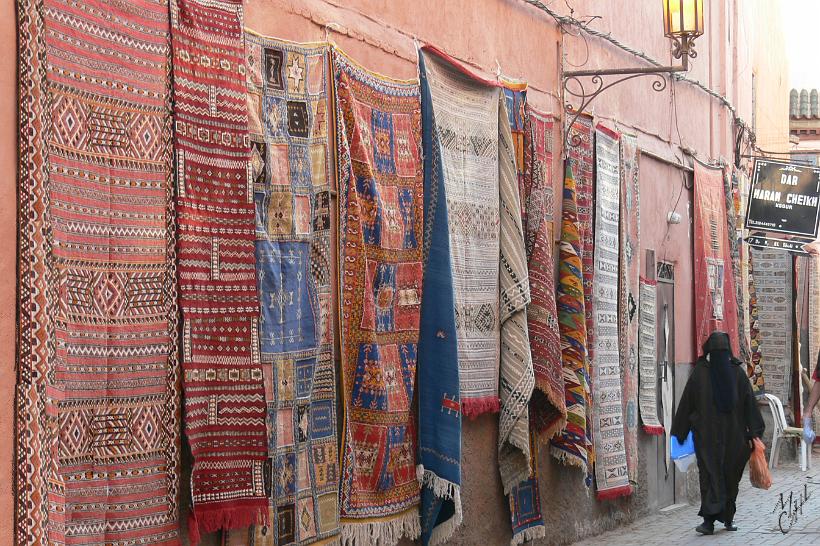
745,158,820,238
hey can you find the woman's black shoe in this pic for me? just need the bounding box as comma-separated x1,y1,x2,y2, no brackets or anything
696,522,715,535
724,522,738,531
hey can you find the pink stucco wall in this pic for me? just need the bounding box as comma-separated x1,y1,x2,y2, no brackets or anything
1,1,19,543
0,1,788,545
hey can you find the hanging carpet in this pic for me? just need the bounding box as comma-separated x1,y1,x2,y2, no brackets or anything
751,246,793,405
221,34,341,546
693,162,740,355
565,114,595,478
567,116,596,373
618,133,641,483
419,46,503,418
333,50,424,544
638,277,663,434
170,0,269,541
747,250,766,394
506,104,563,545
523,107,565,441
416,50,463,546
550,162,593,473
15,0,182,543
725,170,750,361
591,126,631,499
421,45,534,492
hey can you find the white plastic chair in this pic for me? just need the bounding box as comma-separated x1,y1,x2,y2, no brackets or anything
763,393,811,471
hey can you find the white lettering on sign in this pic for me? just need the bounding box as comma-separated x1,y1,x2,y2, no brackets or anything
786,194,820,207
753,188,782,202
781,174,799,186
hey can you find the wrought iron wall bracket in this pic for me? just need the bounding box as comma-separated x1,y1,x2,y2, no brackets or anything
561,36,696,151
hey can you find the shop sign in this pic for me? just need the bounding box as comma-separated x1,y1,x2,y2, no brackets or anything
745,158,820,238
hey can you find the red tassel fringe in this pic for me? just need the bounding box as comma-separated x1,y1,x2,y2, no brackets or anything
461,396,501,419
188,503,269,546
642,425,665,436
596,484,634,501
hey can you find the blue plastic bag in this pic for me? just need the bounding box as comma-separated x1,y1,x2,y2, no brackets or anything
671,432,696,472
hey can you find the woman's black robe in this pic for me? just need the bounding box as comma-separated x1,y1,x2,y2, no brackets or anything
671,357,765,523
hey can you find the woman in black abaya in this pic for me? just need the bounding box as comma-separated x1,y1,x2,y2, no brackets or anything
671,331,765,535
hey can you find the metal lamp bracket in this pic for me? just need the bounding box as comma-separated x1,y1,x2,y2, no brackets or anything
561,35,698,151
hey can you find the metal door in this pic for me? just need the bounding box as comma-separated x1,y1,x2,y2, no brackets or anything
656,272,676,507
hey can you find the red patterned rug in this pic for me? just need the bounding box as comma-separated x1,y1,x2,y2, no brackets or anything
693,163,740,354
17,0,182,543
523,108,565,441
171,0,268,541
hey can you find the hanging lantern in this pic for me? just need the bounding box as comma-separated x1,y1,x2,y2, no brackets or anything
663,0,705,50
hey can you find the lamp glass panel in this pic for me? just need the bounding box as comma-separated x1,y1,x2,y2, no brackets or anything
665,0,704,36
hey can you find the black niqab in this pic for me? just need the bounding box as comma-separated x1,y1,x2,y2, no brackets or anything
703,332,737,414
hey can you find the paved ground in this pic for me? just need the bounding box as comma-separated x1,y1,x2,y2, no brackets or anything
580,463,820,545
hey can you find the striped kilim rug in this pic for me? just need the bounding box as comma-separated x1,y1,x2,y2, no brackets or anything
638,277,663,435
551,162,593,472
334,50,424,544
618,133,641,483
223,34,340,546
566,114,595,478
497,91,535,495
171,1,269,540
737,172,753,354
591,126,631,499
420,47,502,418
567,116,596,372
751,247,793,405
523,108,565,440
16,0,182,543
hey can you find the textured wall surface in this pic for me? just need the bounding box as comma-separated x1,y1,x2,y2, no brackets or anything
2,1,789,545
2,1,18,544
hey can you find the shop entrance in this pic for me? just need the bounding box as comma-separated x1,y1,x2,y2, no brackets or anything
656,262,676,508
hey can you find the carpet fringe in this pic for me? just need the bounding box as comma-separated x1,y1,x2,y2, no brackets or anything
642,425,665,436
537,414,567,444
596,483,634,501
340,510,421,546
550,445,586,470
462,396,501,418
188,504,268,546
428,489,463,546
417,466,460,500
510,524,546,546
416,466,464,545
